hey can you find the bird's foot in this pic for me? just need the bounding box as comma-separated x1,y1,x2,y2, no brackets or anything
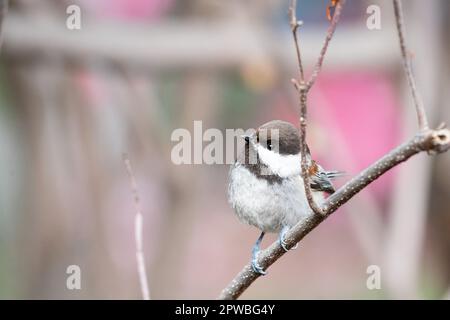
251,231,266,275
279,226,299,252
251,256,266,275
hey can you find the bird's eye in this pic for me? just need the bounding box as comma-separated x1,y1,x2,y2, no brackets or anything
267,139,272,150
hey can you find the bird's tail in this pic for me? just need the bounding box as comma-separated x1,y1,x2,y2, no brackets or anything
310,169,345,194
324,170,346,180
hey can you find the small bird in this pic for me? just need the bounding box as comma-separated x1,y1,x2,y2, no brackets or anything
228,120,341,275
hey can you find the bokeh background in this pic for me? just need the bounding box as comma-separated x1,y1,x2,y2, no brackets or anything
0,0,449,299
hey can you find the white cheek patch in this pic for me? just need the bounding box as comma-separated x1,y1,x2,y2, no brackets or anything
257,145,301,178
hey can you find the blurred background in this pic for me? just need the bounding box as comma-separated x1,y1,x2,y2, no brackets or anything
0,0,449,299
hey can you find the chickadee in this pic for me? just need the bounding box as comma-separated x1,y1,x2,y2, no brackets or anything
228,120,341,275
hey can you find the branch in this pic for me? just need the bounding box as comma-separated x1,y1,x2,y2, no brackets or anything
123,154,151,300
393,0,429,130
0,0,8,50
219,128,450,300
294,0,346,216
289,0,305,82
306,0,345,91
289,0,326,215
298,86,324,215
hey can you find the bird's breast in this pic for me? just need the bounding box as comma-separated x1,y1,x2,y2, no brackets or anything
228,163,318,233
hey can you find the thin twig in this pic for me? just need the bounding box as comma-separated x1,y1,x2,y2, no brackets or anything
293,1,346,216
289,0,305,82
306,0,345,91
123,154,151,300
299,87,324,215
393,0,429,130
0,0,8,50
219,128,450,300
289,0,323,214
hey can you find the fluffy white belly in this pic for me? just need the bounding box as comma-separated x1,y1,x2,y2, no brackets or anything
228,163,323,233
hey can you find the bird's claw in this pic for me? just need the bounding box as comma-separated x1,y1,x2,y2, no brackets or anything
251,258,266,275
280,237,299,251
279,227,299,252
251,231,267,275
279,237,298,251
280,237,289,251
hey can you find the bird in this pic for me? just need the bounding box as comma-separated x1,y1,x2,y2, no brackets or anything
228,120,342,275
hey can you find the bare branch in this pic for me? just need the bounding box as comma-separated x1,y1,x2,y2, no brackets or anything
219,128,450,300
306,0,345,91
299,88,325,216
293,1,346,216
123,154,151,300
0,0,8,50
393,0,429,130
288,0,325,215
289,0,305,82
